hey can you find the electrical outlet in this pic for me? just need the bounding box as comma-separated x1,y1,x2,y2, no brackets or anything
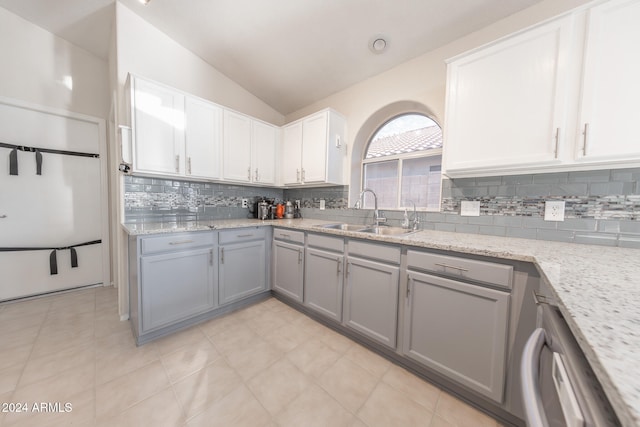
241,198,248,208
319,199,326,210
544,200,565,221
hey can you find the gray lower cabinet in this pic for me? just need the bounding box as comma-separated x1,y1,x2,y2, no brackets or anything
140,247,215,332
403,270,510,402
304,247,344,321
218,228,268,305
272,240,304,302
344,254,400,349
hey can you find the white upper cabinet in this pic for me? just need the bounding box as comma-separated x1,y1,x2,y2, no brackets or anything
222,109,278,185
184,96,222,179
222,109,253,182
576,0,640,164
252,120,277,185
444,0,640,177
131,77,186,175
281,109,346,186
443,16,574,176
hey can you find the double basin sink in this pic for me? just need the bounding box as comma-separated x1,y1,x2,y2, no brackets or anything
314,223,418,237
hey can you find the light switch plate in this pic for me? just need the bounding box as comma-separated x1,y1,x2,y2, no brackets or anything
544,200,565,221
460,200,480,217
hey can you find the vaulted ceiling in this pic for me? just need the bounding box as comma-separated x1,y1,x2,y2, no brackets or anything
0,0,544,114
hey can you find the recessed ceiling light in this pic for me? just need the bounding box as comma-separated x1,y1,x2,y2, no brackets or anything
369,35,389,54
139,0,152,4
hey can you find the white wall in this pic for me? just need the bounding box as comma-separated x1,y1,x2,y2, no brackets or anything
285,0,592,165
115,2,284,126
0,7,109,119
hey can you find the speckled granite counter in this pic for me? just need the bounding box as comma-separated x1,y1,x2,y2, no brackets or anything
123,218,640,427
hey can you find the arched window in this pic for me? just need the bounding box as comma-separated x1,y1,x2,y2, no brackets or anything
361,114,442,210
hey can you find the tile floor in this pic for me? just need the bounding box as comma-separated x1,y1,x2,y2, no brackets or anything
0,286,504,427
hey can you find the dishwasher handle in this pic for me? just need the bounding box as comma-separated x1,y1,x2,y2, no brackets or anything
521,328,550,427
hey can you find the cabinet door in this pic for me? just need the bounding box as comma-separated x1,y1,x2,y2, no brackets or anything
252,121,277,185
133,78,185,175
140,247,215,332
444,17,573,175
344,256,399,348
403,271,509,402
301,112,328,183
282,122,303,185
305,248,343,322
219,240,266,305
273,241,304,302
184,97,222,179
576,0,640,163
223,110,252,182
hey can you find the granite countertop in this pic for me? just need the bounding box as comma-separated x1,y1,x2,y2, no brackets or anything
122,218,640,427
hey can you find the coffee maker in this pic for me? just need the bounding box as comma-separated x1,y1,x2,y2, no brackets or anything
254,198,274,220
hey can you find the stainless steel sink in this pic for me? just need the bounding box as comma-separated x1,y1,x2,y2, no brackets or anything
315,223,369,232
359,226,417,236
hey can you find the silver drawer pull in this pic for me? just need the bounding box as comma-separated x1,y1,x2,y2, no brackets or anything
0,214,7,218
434,262,468,273
168,240,195,245
237,233,254,238
280,233,291,239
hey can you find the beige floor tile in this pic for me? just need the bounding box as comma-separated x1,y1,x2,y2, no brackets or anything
29,328,95,360
0,344,33,372
186,384,271,427
245,309,288,336
435,392,498,427
94,309,130,339
18,342,95,388
96,387,184,427
0,325,40,352
0,364,23,395
173,358,243,420
224,339,283,381
94,328,138,354
161,339,221,383
233,302,271,321
318,357,379,413
430,415,457,427
95,340,159,385
153,325,209,356
11,360,94,404
286,338,342,378
206,322,259,355
247,358,312,416
320,329,356,354
261,325,301,353
198,312,244,338
0,298,51,319
95,360,170,421
272,321,315,347
382,364,441,411
358,382,434,427
275,384,355,427
343,343,391,378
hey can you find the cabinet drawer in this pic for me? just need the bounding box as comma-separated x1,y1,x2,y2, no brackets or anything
141,232,214,255
307,233,344,252
348,240,401,264
219,227,267,244
406,250,513,289
273,228,304,244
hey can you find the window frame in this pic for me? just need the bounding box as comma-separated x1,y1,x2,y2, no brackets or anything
360,115,443,212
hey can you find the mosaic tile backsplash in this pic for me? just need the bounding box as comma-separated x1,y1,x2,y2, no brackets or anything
124,167,640,247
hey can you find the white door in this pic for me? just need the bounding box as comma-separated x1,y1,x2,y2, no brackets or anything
0,99,108,301
444,16,573,174
282,122,303,185
252,121,277,185
223,110,252,182
132,78,185,175
576,0,640,163
301,112,328,183
185,97,222,179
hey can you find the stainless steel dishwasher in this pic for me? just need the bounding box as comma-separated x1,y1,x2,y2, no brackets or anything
521,288,620,427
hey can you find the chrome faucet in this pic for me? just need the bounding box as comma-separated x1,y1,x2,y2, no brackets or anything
358,188,386,226
410,200,420,231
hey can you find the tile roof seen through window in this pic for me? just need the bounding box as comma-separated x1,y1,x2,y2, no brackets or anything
366,125,443,159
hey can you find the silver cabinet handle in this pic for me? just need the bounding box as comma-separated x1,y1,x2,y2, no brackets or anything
209,249,213,266
237,233,254,238
188,157,192,174
296,169,300,183
406,275,411,299
521,328,549,427
255,168,259,182
582,123,589,156
279,233,291,239
168,240,194,245
554,128,560,159
434,262,468,273
247,166,251,180
175,155,180,173
298,249,303,264
337,258,342,274
301,168,306,182
220,247,224,264
0,215,6,219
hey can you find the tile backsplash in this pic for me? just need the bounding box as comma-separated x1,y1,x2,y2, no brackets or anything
124,167,640,248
